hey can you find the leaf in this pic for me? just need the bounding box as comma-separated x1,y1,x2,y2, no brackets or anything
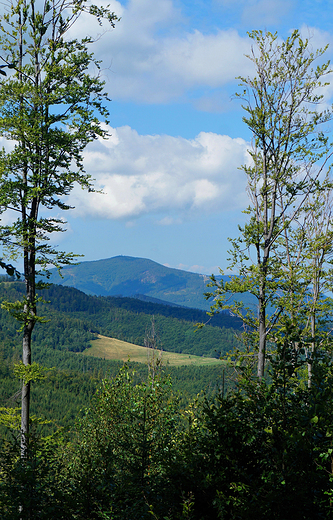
13,361,53,385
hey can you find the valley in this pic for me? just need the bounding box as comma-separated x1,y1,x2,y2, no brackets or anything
0,275,237,430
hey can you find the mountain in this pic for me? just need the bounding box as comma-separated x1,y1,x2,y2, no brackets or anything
48,255,259,312
48,255,215,310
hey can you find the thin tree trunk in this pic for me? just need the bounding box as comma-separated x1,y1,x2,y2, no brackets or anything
307,314,315,389
21,236,36,459
21,331,31,459
258,294,266,379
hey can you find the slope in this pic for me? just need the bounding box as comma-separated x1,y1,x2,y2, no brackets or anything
48,255,258,311
0,279,236,430
84,335,222,366
0,280,242,361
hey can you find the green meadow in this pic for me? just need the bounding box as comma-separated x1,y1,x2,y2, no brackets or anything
83,334,222,366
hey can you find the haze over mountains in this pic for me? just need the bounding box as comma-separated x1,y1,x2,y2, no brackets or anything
49,255,214,311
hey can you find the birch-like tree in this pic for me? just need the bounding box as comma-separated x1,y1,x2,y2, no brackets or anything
0,0,118,460
285,189,333,388
207,30,333,379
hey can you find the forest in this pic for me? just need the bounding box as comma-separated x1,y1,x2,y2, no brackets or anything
0,279,241,357
0,1,333,518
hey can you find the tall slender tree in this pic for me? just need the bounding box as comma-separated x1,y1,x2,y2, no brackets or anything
0,0,118,460
207,30,333,379
287,189,333,388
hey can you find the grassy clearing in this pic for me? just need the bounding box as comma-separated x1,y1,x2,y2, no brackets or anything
83,335,222,367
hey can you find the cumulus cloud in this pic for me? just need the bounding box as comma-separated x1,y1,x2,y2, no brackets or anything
66,0,333,107
67,125,249,220
68,0,253,104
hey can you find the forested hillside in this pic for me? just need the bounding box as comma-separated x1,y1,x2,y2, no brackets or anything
0,280,242,359
48,255,214,309
0,348,228,433
0,278,235,431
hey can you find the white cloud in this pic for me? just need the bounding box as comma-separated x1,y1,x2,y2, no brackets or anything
298,24,333,51
68,125,249,219
188,264,206,273
297,26,333,110
157,29,251,91
165,262,218,274
69,0,253,103
0,208,18,227
157,216,182,225
67,0,333,108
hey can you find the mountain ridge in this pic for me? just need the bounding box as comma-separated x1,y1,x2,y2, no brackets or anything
49,255,214,310
48,255,258,312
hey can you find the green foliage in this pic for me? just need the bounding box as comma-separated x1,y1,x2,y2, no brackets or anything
0,431,70,519
0,338,229,434
0,0,118,275
0,0,119,458
171,343,333,519
66,366,184,520
0,406,21,431
2,296,49,329
13,362,51,385
1,356,333,519
207,30,333,379
0,279,237,437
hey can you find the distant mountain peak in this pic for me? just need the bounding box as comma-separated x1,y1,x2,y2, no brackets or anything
48,255,211,310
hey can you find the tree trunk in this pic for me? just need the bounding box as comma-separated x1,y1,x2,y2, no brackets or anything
258,296,266,379
21,330,31,459
21,233,36,459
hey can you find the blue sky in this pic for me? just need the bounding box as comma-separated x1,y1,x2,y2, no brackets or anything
44,0,333,274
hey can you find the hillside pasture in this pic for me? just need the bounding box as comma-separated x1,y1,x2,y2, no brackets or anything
83,335,222,366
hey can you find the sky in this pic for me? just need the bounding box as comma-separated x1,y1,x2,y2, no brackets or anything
10,0,333,275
